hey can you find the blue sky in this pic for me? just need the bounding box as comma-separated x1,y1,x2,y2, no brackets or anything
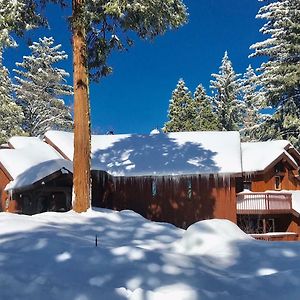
4,0,266,134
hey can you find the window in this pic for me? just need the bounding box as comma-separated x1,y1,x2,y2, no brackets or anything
275,163,284,173
152,180,157,197
243,181,252,191
258,218,275,233
275,176,282,190
187,179,192,199
266,218,275,232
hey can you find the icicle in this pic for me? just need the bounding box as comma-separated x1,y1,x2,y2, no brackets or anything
112,176,117,188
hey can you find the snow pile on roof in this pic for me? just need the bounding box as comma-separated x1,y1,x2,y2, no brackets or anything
241,140,298,172
150,128,160,135
44,130,76,160
176,219,252,265
8,136,45,149
0,137,72,190
1,209,300,300
45,130,242,176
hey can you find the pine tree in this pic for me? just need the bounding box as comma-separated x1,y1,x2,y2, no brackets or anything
164,79,193,132
8,0,187,212
210,51,244,131
256,101,300,149
250,0,300,147
0,48,23,144
239,65,265,141
14,37,73,137
192,84,219,131
0,0,47,47
71,0,188,212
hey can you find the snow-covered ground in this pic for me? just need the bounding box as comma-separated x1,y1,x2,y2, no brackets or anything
1,209,300,300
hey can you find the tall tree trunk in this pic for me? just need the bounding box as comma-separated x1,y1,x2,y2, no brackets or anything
72,0,91,212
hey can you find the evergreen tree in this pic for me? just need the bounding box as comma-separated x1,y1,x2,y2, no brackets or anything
0,48,24,144
250,0,300,147
71,0,188,212
192,84,219,131
14,37,73,137
164,79,193,132
256,101,300,149
0,0,49,47
210,51,244,131
239,65,265,141
7,0,188,212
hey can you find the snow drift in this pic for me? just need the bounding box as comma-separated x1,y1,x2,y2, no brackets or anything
1,209,300,300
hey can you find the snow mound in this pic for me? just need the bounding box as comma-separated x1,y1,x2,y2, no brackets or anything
2,209,300,299
177,219,252,258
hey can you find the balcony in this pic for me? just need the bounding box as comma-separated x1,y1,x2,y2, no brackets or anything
237,192,292,214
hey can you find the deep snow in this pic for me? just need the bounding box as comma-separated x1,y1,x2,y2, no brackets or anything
1,209,300,300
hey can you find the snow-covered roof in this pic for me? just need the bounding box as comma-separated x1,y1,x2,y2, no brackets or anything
45,130,243,176
8,136,45,149
241,140,299,173
0,137,72,190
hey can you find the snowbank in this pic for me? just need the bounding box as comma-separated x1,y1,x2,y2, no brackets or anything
176,219,252,265
1,209,300,300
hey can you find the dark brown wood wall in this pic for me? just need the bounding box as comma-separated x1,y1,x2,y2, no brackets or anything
0,171,73,214
91,171,237,228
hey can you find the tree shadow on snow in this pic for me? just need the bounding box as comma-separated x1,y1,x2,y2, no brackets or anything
91,133,220,176
2,213,300,300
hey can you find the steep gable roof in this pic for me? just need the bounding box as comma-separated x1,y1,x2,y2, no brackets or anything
241,140,300,173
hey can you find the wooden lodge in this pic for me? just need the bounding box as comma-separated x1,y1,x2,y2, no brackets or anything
0,137,73,214
1,130,300,241
45,130,242,228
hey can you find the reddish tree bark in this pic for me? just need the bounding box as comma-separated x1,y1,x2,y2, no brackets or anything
72,0,91,212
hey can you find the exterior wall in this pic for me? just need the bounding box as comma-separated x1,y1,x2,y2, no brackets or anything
238,161,300,240
245,163,300,192
0,167,19,213
288,215,300,238
92,171,237,229
0,167,10,212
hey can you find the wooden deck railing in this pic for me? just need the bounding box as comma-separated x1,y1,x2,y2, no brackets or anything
237,192,292,214
251,232,298,241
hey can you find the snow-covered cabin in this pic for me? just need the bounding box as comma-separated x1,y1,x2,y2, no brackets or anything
45,130,242,228
237,140,300,239
0,137,73,214
3,130,300,239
